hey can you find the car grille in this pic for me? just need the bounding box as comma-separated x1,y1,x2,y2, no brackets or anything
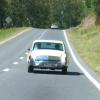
34,56,61,67
35,56,60,62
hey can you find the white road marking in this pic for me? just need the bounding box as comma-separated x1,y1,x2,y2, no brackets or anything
20,57,24,60
25,52,28,55
3,68,10,72
13,62,18,65
63,30,100,91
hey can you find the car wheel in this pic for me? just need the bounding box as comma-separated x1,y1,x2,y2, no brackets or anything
28,65,33,73
62,66,67,74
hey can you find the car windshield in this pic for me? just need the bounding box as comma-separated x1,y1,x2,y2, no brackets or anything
33,42,63,51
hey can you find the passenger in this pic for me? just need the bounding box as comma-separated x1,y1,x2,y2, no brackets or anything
55,44,60,50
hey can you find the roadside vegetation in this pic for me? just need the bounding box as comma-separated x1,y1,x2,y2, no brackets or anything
67,0,100,74
0,27,27,42
68,15,100,74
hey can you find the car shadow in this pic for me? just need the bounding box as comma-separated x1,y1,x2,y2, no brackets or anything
67,71,83,76
32,70,83,76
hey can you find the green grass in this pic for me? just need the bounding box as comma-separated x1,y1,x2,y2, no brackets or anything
68,25,100,74
0,27,27,42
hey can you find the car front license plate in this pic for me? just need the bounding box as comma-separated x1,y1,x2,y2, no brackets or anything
44,63,52,67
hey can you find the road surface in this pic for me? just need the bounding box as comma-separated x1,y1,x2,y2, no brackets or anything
0,28,100,100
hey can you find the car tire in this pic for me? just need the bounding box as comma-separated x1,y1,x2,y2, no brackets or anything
28,65,33,73
62,66,67,74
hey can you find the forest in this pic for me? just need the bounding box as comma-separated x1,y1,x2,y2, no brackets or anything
0,0,99,28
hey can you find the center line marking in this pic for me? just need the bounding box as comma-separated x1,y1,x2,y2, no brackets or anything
20,57,24,60
25,52,28,55
3,68,10,72
13,62,18,65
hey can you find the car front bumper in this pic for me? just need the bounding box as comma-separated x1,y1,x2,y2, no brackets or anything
28,60,67,69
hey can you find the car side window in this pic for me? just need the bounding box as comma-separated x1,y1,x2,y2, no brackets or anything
55,44,63,51
33,43,41,50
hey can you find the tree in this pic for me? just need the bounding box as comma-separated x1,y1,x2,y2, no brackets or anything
0,0,8,28
32,0,50,28
7,0,87,28
48,0,86,28
9,0,50,27
95,0,100,25
10,0,26,26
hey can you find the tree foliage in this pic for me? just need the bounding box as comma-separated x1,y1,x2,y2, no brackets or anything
0,0,8,28
0,0,99,28
95,0,100,25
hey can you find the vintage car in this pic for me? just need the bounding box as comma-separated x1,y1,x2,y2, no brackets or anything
27,40,68,74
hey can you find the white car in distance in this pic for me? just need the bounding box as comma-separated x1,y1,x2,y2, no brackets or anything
51,23,59,29
27,40,68,74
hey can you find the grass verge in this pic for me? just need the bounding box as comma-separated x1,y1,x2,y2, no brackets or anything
68,22,100,74
0,27,27,42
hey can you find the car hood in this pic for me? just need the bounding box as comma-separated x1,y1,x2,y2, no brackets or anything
30,50,64,58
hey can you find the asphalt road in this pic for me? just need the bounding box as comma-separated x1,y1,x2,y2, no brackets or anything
0,28,100,100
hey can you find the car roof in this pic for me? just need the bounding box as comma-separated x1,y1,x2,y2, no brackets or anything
33,40,64,44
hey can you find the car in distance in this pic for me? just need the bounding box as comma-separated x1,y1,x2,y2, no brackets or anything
51,23,59,29
27,40,68,74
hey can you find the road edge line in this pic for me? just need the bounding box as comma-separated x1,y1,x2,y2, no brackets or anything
0,28,32,45
63,30,100,91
